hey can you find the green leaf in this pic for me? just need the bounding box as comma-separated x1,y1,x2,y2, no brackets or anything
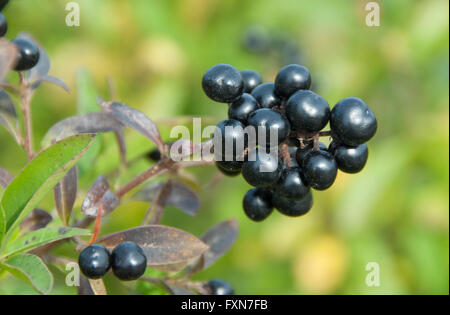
0,134,95,243
0,253,53,294
2,227,91,258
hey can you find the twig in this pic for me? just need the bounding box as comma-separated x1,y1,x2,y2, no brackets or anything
19,73,35,161
115,158,175,198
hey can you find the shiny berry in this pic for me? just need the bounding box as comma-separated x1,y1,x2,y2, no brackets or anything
331,142,368,174
243,188,273,222
303,150,338,190
228,93,260,124
295,141,327,166
274,64,311,99
242,149,282,187
0,13,7,37
272,191,313,217
207,279,234,295
78,245,111,279
275,167,310,200
247,108,291,147
12,38,40,71
202,64,244,103
111,242,147,281
216,160,243,176
330,97,377,146
285,90,330,133
213,119,247,161
251,82,282,108
240,70,262,93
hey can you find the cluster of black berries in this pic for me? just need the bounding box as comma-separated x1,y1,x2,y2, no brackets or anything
202,63,377,222
1,3,41,72
79,242,147,281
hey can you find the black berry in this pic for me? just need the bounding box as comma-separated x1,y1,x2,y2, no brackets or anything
202,64,244,103
228,93,260,124
285,90,330,133
272,191,313,217
303,150,337,190
207,279,235,295
275,167,310,200
213,119,247,161
241,70,262,93
243,188,273,222
147,148,161,162
12,38,40,71
274,64,311,99
0,13,7,37
331,142,368,174
216,160,243,176
0,0,9,12
295,141,327,166
111,242,147,281
330,97,377,146
247,108,291,147
242,149,282,187
251,82,282,108
78,245,111,279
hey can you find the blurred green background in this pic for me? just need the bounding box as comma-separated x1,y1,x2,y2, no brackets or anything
0,0,448,294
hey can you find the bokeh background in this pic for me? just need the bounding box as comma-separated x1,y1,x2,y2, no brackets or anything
0,0,448,294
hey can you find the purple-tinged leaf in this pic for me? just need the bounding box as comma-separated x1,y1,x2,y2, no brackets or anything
99,101,164,154
42,112,125,145
77,277,107,295
135,181,201,217
32,75,70,93
97,225,208,268
78,276,95,295
17,33,51,84
81,175,119,217
200,219,239,269
0,89,20,143
54,167,78,226
0,89,16,118
0,167,13,189
87,279,107,295
19,209,52,232
0,39,17,82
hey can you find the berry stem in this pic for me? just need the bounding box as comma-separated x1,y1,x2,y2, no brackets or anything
87,204,103,245
281,143,292,167
19,73,35,161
